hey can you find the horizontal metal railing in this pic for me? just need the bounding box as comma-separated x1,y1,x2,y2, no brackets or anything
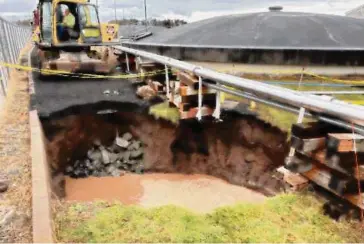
0,16,32,97
115,45,364,134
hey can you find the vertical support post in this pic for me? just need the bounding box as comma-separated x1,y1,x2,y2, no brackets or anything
289,107,306,157
125,52,130,72
298,68,304,91
171,80,175,104
113,0,117,22
144,0,148,32
196,76,203,121
213,88,221,120
165,64,169,98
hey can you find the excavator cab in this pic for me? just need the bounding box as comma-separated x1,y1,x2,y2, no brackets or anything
34,0,120,78
36,0,117,47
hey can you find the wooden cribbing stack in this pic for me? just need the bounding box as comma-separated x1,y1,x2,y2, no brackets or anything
285,122,364,212
174,71,216,119
134,58,217,120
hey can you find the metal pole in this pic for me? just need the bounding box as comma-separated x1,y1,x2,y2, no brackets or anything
116,46,364,126
196,76,203,121
165,65,169,97
125,53,130,72
114,0,117,22
303,91,364,95
213,89,221,120
144,0,148,31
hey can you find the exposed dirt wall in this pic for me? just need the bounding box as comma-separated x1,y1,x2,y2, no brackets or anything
43,111,289,196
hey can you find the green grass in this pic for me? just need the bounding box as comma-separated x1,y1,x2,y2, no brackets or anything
223,93,310,133
54,194,363,243
223,81,364,132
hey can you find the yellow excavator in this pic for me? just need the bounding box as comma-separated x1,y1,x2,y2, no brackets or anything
32,0,119,78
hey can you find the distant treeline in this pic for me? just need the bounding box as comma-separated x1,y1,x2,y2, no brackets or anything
109,18,188,28
15,18,188,28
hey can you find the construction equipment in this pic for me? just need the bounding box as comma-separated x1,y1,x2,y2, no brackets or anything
33,0,120,78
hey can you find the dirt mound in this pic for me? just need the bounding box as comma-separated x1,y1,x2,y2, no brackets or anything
43,111,289,197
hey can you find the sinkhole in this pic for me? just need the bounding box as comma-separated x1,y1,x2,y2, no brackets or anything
41,108,291,208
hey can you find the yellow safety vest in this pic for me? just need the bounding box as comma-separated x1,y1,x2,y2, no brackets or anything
63,14,75,28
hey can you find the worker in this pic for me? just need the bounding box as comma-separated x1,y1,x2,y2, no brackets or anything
57,6,76,41
33,9,40,28
63,8,75,29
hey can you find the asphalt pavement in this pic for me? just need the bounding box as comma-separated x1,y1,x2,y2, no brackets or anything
30,49,148,119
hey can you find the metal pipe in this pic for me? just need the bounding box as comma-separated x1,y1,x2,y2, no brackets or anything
123,41,364,51
205,83,364,135
263,82,360,87
303,91,364,95
116,45,364,126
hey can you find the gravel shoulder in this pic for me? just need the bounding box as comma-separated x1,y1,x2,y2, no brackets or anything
0,43,33,242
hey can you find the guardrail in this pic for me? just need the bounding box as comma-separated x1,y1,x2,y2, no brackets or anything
0,16,32,97
115,45,364,135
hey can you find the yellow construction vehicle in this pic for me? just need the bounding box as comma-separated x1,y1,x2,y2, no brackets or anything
33,0,119,78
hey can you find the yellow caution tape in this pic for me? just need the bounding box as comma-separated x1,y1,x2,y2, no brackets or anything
303,71,364,85
0,61,167,79
1,61,364,86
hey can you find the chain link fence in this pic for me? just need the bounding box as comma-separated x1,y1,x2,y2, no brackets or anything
0,16,32,97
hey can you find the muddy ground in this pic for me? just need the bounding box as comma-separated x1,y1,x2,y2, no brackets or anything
65,173,267,213
43,110,289,197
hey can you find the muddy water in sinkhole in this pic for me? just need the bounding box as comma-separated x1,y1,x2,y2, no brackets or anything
65,174,267,213
43,111,289,212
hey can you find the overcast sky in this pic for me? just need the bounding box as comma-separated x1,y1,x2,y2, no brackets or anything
0,0,363,22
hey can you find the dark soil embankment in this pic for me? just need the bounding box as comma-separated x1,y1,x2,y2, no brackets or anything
42,110,289,197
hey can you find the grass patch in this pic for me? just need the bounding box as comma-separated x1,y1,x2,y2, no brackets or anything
54,194,363,243
222,79,363,132
149,102,180,124
223,93,310,132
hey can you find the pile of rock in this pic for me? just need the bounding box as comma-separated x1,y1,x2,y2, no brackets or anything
65,132,144,178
